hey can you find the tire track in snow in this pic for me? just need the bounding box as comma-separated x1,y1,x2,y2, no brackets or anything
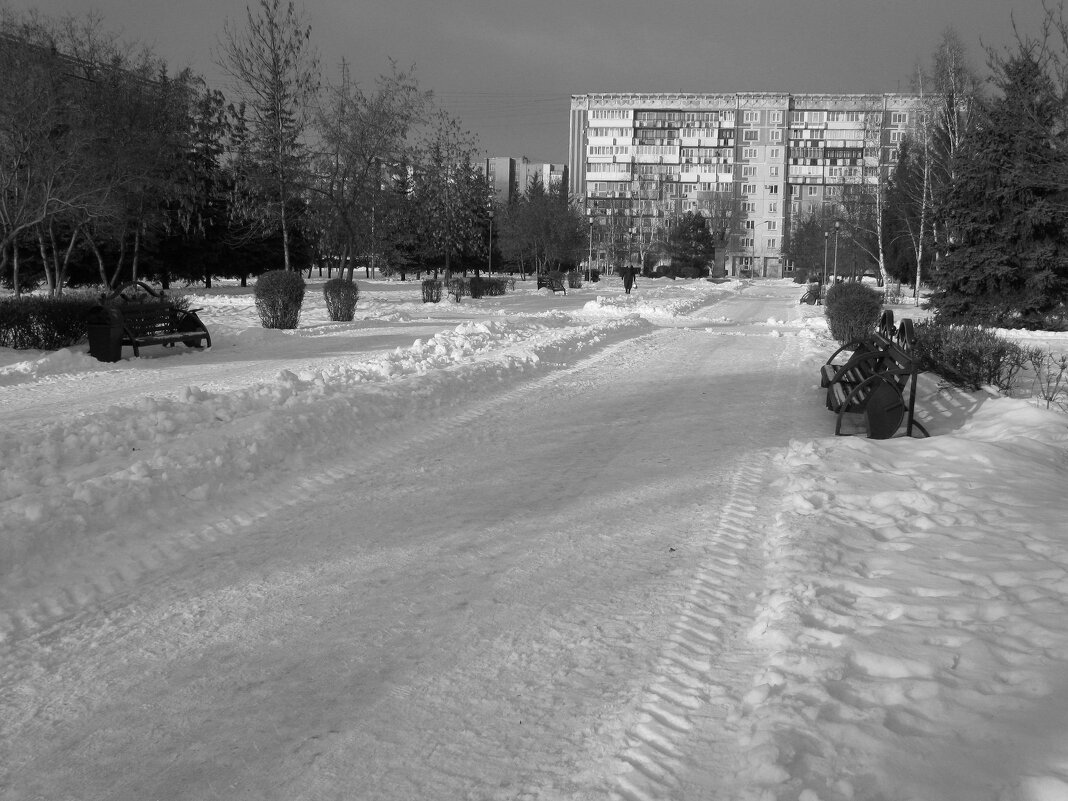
0,331,653,646
606,332,811,800
608,457,769,801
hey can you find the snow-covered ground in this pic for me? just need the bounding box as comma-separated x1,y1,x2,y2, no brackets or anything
1,275,1067,801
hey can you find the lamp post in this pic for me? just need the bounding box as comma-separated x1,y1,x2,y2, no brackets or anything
832,221,840,284
823,231,829,285
587,212,594,282
487,208,493,276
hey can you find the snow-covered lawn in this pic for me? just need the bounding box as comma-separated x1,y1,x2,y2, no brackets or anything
1,276,1067,801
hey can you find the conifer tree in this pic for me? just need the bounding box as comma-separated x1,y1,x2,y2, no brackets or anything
933,48,1068,326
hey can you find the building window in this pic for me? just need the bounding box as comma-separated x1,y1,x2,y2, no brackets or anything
744,110,760,123
770,129,782,142
743,129,760,141
769,148,781,159
742,238,754,248
768,185,779,194
807,185,818,197
744,219,756,229
766,220,777,231
769,166,779,177
742,184,758,194
742,201,756,213
890,130,905,143
891,111,908,125
768,201,777,213
767,238,777,250
770,110,783,124
742,147,758,159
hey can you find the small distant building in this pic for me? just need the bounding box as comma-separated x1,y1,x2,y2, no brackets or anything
482,156,567,204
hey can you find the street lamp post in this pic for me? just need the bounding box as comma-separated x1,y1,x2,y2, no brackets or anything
823,231,829,285
487,208,493,276
832,221,840,284
587,213,594,282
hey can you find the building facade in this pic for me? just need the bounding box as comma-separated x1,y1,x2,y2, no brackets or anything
483,156,567,204
568,92,924,278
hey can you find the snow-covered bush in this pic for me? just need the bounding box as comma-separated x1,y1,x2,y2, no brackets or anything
323,277,359,321
824,281,882,344
567,271,582,289
254,270,305,329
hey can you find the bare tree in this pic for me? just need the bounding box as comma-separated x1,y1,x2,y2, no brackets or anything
311,60,430,280
413,109,483,280
218,0,319,272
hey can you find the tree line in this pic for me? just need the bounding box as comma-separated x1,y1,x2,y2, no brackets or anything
0,0,588,298
782,9,1068,329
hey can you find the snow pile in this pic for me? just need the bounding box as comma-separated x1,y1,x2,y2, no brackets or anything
0,313,650,580
0,347,111,386
582,280,736,319
736,397,1068,800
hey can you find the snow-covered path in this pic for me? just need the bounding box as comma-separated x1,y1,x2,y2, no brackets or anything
4,278,1068,801
1,283,821,800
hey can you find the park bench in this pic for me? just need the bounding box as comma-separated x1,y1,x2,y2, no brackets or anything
823,316,929,439
799,284,822,305
88,281,211,360
819,309,896,389
536,273,566,294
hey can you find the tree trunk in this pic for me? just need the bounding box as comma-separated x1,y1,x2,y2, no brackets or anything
37,228,54,297
130,226,142,286
10,243,20,300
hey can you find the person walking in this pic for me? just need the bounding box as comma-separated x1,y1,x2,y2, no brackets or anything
622,265,636,295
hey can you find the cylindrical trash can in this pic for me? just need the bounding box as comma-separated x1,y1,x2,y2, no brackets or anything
86,305,123,362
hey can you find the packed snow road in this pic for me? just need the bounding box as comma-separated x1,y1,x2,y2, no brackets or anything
2,282,831,799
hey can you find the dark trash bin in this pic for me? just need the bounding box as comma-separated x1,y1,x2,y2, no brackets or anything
86,305,123,362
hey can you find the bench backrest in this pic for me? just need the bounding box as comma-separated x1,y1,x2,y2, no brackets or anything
117,302,177,337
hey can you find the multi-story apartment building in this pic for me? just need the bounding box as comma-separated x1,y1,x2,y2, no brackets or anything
483,156,567,204
568,92,924,278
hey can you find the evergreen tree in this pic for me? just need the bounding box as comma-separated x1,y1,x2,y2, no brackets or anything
782,211,831,282
665,212,716,277
933,49,1068,327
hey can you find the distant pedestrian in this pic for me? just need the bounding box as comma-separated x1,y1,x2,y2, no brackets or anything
622,266,636,294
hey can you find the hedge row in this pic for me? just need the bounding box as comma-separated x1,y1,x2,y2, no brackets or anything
421,276,513,303
0,293,97,350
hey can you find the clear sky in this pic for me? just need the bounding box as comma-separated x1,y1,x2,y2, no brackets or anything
2,0,1050,163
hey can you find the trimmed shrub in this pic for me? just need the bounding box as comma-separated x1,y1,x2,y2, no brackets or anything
254,269,305,329
0,292,98,350
469,276,485,299
912,320,1041,393
567,271,583,289
323,277,359,321
481,277,508,297
824,281,883,344
422,279,442,303
447,277,468,301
